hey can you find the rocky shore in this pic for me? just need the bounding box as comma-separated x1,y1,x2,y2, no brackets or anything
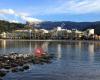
0,53,54,79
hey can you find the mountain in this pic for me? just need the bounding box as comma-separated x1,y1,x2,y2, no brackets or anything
37,21,99,30
0,20,25,33
36,21,100,35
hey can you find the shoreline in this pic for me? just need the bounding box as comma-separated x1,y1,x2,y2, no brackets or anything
0,39,100,42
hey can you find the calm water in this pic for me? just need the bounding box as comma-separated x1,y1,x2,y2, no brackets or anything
1,40,100,80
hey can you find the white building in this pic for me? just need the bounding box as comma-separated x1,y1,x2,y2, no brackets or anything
84,29,94,36
40,29,49,33
71,29,83,39
50,27,72,39
1,32,7,38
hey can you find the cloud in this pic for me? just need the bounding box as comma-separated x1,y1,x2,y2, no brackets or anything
31,0,100,15
10,20,19,23
0,9,15,15
66,0,100,14
18,12,30,17
0,0,99,22
0,9,42,23
58,0,100,14
20,16,42,22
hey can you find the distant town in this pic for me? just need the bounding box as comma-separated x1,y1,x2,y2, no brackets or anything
0,25,100,40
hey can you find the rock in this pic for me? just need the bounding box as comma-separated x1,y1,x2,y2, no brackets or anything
11,63,18,67
19,68,24,72
0,53,54,74
4,65,11,69
11,68,18,72
0,71,6,77
19,63,24,66
23,65,29,70
31,54,54,64
0,78,3,80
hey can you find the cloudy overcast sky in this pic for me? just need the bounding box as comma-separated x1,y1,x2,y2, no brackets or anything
0,0,100,23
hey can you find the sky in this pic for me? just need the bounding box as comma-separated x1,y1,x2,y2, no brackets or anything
0,0,100,23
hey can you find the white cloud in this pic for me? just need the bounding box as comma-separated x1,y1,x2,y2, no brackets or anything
0,0,99,22
10,20,19,23
56,0,100,14
18,12,30,17
33,0,100,15
0,9,15,15
0,9,42,23
67,0,100,14
21,16,42,22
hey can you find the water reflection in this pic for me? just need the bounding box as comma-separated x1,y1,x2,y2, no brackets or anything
1,40,6,54
0,40,100,63
1,40,6,48
88,43,94,63
42,42,48,52
1,40,100,80
29,41,32,54
57,44,61,60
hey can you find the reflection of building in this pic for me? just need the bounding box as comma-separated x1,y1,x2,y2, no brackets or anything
32,41,49,55
29,42,32,54
42,42,49,52
1,40,6,54
1,40,6,48
88,43,94,63
57,44,62,60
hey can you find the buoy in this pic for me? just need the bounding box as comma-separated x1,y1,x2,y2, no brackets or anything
34,48,44,58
